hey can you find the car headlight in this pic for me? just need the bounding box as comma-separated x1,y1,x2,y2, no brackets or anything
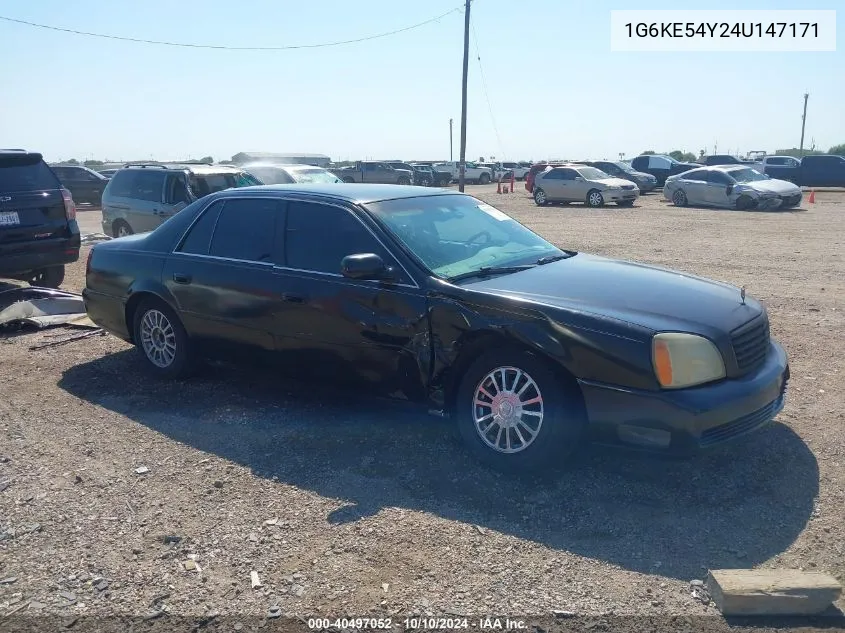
606,185,622,190
652,333,726,389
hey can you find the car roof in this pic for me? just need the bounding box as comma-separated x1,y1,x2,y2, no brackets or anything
1,150,42,160
121,163,243,174
213,183,459,204
710,164,750,172
243,163,322,170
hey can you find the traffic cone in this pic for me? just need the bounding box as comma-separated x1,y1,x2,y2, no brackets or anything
496,180,502,194
808,189,815,204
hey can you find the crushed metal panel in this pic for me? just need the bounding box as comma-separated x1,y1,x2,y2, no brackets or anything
0,287,86,329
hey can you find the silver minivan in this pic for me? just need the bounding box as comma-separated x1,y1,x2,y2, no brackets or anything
101,163,262,237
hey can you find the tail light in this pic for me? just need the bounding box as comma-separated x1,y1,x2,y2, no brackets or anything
86,249,93,276
61,188,76,221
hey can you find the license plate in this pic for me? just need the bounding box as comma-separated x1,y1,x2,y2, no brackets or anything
0,211,20,226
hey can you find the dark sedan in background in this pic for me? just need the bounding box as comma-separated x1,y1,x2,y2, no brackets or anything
84,184,789,471
630,154,700,186
51,164,111,206
582,160,658,193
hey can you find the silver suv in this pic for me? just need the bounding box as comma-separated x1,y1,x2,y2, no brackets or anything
101,163,262,237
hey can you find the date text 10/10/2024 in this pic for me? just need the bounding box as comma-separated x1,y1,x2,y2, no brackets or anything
307,617,528,630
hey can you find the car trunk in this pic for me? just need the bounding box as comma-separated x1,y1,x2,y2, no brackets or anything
0,156,69,248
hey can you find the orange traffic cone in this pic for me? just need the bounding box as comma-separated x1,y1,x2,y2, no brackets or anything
496,180,502,194
808,189,815,203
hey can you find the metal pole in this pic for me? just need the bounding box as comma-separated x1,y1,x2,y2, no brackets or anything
458,0,471,193
799,93,809,157
449,118,453,161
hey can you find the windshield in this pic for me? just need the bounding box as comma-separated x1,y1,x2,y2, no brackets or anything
577,167,612,180
610,161,634,172
729,168,768,183
291,168,341,184
366,194,563,280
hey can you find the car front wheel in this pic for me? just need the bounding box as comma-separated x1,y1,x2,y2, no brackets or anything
26,265,65,288
456,349,587,472
533,188,548,206
586,190,604,208
133,298,195,379
672,189,688,207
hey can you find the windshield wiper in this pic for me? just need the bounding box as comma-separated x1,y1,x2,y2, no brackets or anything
536,253,571,265
447,265,536,283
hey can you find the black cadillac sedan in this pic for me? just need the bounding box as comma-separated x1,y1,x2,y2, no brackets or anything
83,184,790,471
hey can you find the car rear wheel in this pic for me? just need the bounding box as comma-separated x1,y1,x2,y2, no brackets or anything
133,298,195,379
479,173,491,185
533,188,548,206
672,189,688,207
419,177,432,187
113,220,133,238
26,265,65,289
586,190,604,208
456,348,587,472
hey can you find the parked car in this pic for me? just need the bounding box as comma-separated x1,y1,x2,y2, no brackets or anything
242,163,342,184
533,165,639,207
0,150,80,288
51,164,110,206
330,161,413,185
664,165,802,210
581,160,658,193
382,162,422,185
630,155,699,186
410,163,452,187
432,161,493,185
760,155,801,180
500,162,530,180
98,169,120,178
524,163,565,193
83,184,790,471
761,154,845,187
702,155,764,170
101,163,262,238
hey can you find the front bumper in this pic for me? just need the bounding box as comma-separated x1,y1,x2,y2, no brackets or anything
578,341,789,455
605,189,639,202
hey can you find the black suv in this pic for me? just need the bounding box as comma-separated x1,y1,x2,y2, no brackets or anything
0,150,81,288
51,164,110,206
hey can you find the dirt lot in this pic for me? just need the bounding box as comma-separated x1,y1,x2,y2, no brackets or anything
2,186,844,627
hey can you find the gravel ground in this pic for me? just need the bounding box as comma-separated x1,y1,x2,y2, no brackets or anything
1,186,844,629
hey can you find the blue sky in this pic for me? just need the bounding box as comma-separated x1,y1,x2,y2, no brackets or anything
0,0,841,163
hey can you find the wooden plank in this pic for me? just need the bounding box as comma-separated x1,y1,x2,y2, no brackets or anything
707,569,842,616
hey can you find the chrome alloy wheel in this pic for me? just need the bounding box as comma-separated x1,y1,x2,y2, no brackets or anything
588,191,604,207
140,309,177,368
472,366,544,454
117,224,131,237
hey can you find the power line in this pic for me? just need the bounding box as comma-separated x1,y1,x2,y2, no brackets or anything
0,7,462,51
470,17,504,159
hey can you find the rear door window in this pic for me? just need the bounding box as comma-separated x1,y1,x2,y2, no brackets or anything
0,155,61,192
105,170,135,197
178,201,224,255
131,171,165,202
208,198,280,262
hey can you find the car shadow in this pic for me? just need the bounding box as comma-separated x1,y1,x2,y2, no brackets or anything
59,350,818,581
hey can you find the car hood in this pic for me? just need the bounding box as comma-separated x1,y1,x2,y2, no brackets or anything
463,254,762,334
736,179,800,195
596,177,637,187
626,170,655,180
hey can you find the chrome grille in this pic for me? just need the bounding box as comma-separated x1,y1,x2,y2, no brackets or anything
731,315,770,375
699,394,783,447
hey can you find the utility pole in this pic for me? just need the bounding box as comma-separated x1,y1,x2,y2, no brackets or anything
449,118,453,161
799,92,809,157
458,0,471,192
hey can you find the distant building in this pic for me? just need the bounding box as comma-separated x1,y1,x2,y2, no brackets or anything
231,152,331,167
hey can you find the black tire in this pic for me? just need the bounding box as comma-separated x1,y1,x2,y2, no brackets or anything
132,298,196,380
533,187,548,206
479,173,491,185
586,189,604,208
455,348,587,472
397,177,411,186
26,265,65,289
672,189,688,207
420,177,432,187
113,220,133,238
617,200,635,207
736,195,754,210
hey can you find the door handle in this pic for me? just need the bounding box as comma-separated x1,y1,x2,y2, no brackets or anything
173,273,192,284
281,293,305,303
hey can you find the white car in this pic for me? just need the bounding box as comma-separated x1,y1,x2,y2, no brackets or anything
500,162,530,180
664,165,802,210
432,161,493,185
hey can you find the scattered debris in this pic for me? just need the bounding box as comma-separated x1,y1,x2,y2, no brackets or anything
93,579,110,592
250,571,262,589
0,577,18,584
382,582,389,593
134,466,150,475
474,525,486,535
291,584,305,598
552,610,576,618
264,518,278,526
29,328,105,350
58,591,77,603
213,480,224,489
267,606,283,619
183,560,197,571
80,233,112,245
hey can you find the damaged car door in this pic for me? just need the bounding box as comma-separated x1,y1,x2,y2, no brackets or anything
273,199,430,400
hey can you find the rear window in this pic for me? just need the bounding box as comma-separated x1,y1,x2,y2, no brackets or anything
0,155,61,192
189,172,261,198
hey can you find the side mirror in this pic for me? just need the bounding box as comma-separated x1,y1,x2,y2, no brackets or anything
574,176,585,181
341,253,393,281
